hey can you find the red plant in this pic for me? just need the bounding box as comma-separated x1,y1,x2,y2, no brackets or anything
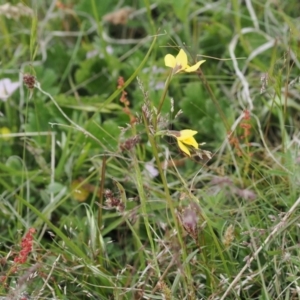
229,110,252,156
117,77,137,124
240,109,252,140
228,131,242,157
14,228,36,264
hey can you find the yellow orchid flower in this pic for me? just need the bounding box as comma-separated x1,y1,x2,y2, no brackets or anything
168,129,199,156
164,49,205,74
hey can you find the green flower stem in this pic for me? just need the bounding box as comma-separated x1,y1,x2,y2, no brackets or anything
143,0,156,34
132,152,160,276
127,124,150,270
197,70,230,131
130,117,159,274
97,155,107,265
142,112,193,294
155,71,173,128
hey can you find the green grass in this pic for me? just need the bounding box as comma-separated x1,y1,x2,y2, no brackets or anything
1,0,300,299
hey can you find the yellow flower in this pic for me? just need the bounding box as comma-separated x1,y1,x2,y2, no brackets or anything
168,129,199,156
0,127,11,141
71,180,90,202
164,49,205,74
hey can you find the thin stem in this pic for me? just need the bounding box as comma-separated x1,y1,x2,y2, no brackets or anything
156,71,173,119
132,152,160,276
142,111,194,296
97,155,106,264
35,82,101,145
197,69,230,131
143,0,156,34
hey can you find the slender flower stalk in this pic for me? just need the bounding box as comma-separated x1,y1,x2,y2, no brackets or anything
156,70,172,118
142,112,194,291
155,49,205,129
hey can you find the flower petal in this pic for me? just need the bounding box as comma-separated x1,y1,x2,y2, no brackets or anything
0,78,20,101
177,140,191,156
185,60,206,73
178,130,198,139
164,54,176,68
176,49,188,69
177,130,199,150
182,137,199,149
